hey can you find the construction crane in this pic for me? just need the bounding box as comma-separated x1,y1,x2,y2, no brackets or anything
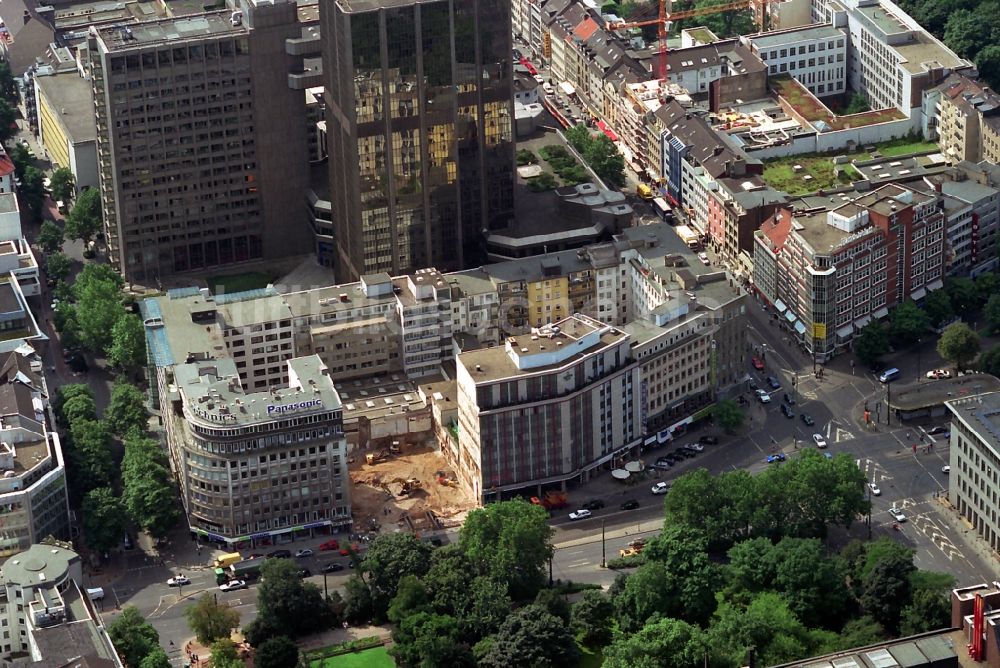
606,0,759,80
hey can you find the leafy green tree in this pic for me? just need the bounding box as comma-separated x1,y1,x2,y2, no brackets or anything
108,607,161,668
563,124,591,153
69,419,114,492
584,134,625,187
9,144,29,180
62,393,98,424
361,532,434,621
254,636,300,668
459,499,553,601
65,188,103,244
571,590,615,647
391,612,475,668
725,536,778,594
937,321,981,370
342,574,374,625
475,605,579,668
976,46,1000,90
984,294,1000,334
108,313,147,372
46,252,72,282
50,167,75,202
20,165,46,220
0,99,17,144
663,468,756,549
707,592,812,667
911,569,957,593
603,617,707,668
890,301,930,347
54,384,93,422
900,588,950,636
772,449,868,538
387,575,430,624
637,525,718,625
854,322,889,367
0,61,16,99
614,561,679,632
38,221,64,254
975,272,1000,304
73,265,126,353
209,638,243,668
837,616,885,648
946,276,981,313
771,537,850,628
106,384,148,437
713,399,744,433
861,551,916,633
843,91,870,114
924,288,955,327
81,487,128,554
533,588,571,624
257,559,334,638
943,9,991,58
138,647,171,668
184,592,240,645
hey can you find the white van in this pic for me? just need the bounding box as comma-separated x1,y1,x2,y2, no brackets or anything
86,587,105,601
878,368,901,383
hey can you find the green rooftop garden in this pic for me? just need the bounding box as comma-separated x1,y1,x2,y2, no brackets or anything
770,76,906,131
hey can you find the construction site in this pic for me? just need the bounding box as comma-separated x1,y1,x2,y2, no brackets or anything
348,443,478,538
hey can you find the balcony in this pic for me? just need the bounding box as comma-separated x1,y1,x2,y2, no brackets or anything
288,68,322,90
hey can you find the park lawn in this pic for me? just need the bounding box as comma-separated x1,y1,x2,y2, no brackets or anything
310,646,395,668
207,271,276,294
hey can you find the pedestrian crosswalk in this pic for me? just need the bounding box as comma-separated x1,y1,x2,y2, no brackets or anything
856,457,893,483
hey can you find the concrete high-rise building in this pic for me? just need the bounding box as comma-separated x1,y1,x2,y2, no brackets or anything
89,1,312,285
321,0,516,281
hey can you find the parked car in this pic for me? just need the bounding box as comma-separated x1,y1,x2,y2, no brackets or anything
748,378,759,390
868,482,881,496
569,509,593,521
167,575,191,587
322,562,345,573
652,461,672,470
684,443,705,452
698,252,710,265
581,499,605,510
767,376,781,389
756,389,771,404
297,568,311,578
783,392,795,405
781,403,794,418
294,549,314,558
941,465,951,474
620,499,640,510
889,507,907,522
801,413,815,426
267,549,292,559
219,579,247,592
926,426,948,435
698,436,719,445
812,433,827,448
766,453,786,463
926,369,951,379
651,482,670,495
319,540,340,551
751,356,765,370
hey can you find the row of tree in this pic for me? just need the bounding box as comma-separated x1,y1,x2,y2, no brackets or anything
52,263,146,374
564,125,627,188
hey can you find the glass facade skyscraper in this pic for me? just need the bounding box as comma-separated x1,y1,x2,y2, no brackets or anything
322,0,515,280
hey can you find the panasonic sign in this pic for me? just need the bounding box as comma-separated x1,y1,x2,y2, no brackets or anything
267,399,323,415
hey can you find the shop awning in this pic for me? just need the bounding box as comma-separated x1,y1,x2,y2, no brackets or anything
785,309,797,323
910,287,926,301
855,314,872,329
596,120,618,141
836,324,854,338
873,307,889,320
794,320,807,335
927,278,944,291
773,299,787,313
559,81,576,96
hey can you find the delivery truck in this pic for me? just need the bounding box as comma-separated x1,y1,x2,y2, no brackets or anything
675,224,700,250
212,552,242,569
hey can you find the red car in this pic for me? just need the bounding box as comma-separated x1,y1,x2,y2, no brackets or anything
319,539,340,551
339,543,360,557
751,356,765,370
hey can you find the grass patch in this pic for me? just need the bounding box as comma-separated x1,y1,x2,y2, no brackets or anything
527,172,559,192
310,646,394,668
763,155,856,195
538,145,590,185
207,272,275,294
771,76,905,130
876,138,939,156
687,27,716,43
577,643,604,668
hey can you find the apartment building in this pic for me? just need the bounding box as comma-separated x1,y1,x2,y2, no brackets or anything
89,1,313,284
0,543,122,663
931,168,1000,277
164,355,350,545
34,70,98,193
753,183,946,360
0,351,70,559
945,392,1000,557
664,40,768,103
743,24,848,98
814,0,971,118
321,0,515,281
932,74,1000,164
708,177,787,270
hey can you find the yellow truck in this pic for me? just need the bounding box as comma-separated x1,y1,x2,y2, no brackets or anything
619,539,646,559
636,184,654,200
213,552,242,569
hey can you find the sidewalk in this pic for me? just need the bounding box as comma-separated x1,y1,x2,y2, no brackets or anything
931,495,1000,579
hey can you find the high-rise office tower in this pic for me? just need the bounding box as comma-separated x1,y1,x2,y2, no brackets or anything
89,0,312,285
321,0,515,281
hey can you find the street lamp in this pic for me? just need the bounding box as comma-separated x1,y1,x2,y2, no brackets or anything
601,520,606,568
